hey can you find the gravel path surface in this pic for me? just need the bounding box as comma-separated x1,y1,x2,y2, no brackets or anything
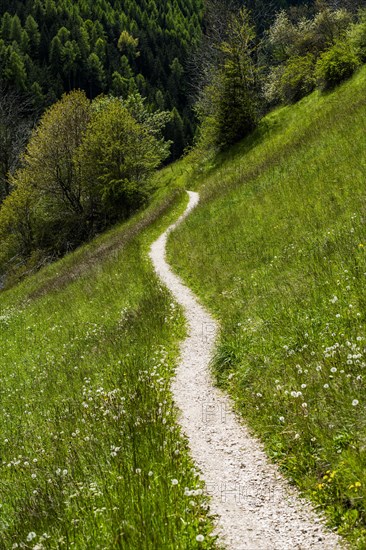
149,191,342,550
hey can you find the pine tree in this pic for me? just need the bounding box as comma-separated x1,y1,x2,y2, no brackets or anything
4,47,27,90
216,8,258,146
86,53,105,95
166,106,185,159
25,15,41,54
10,15,22,44
0,13,12,42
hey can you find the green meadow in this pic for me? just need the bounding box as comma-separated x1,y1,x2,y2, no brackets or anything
167,66,366,547
0,186,216,549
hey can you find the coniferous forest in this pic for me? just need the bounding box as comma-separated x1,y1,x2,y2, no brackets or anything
0,0,202,148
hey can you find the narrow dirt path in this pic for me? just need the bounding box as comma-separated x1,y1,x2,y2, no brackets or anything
149,191,342,550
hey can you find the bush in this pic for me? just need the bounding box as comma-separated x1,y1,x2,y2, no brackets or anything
262,65,285,105
347,16,366,62
280,54,316,103
315,40,361,90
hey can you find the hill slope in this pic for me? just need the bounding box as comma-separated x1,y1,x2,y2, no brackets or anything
167,66,366,547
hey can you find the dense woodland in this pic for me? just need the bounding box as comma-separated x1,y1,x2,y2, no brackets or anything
1,0,366,285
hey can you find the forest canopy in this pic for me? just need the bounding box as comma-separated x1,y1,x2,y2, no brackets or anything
0,0,203,156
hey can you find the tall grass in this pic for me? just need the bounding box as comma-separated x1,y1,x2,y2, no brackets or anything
168,67,366,547
0,187,217,549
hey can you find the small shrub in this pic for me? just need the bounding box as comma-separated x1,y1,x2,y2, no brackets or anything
315,41,361,90
262,65,285,105
280,54,316,103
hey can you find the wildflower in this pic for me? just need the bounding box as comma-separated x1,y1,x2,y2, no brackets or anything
31,473,37,479
330,367,337,373
279,416,285,422
316,365,322,372
324,383,329,389
330,296,338,304
352,399,359,407
135,468,141,474
302,403,308,409
196,534,205,542
171,479,179,486
26,532,37,541
301,384,307,389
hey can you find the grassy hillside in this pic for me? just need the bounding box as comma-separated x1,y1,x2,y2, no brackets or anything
167,66,366,547
0,186,216,549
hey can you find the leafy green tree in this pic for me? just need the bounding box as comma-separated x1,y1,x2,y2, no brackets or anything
8,91,92,253
78,97,167,223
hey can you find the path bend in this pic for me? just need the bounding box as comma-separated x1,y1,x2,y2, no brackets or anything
149,191,341,550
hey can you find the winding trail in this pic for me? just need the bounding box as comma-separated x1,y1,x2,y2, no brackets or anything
149,191,342,550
